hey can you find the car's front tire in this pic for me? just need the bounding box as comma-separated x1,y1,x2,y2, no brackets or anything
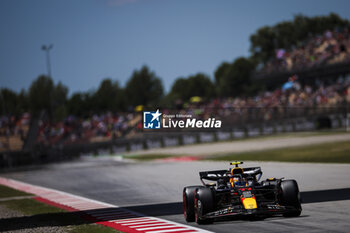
280,180,302,217
194,187,214,224
183,186,202,222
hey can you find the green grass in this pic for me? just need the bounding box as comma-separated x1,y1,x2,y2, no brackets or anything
208,140,350,163
123,131,349,161
69,224,122,233
124,154,174,161
0,184,32,198
0,185,122,233
221,130,348,144
2,198,66,215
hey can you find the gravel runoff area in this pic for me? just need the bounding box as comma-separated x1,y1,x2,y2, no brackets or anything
0,204,66,233
129,132,350,156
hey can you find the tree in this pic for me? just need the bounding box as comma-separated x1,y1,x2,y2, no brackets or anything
125,66,164,107
94,78,125,112
215,62,231,97
168,78,188,101
169,73,214,102
29,75,54,115
53,82,68,107
68,93,86,116
250,26,276,65
215,57,256,97
28,75,71,120
18,89,29,114
52,82,69,121
0,88,20,115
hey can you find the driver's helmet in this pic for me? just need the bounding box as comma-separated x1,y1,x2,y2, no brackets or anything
232,177,246,186
230,167,246,187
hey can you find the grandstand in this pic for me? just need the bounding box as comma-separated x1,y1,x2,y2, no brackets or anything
255,29,350,89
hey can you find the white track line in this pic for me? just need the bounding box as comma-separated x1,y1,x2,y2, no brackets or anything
145,229,191,233
122,220,161,226
129,223,171,228
115,218,154,223
137,225,179,231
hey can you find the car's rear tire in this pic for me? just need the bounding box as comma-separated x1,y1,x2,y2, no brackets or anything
194,187,214,224
183,186,202,222
280,180,302,217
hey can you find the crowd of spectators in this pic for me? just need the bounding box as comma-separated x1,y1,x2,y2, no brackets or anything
36,113,138,146
0,114,30,137
213,77,349,109
162,75,350,124
262,28,350,73
0,113,30,151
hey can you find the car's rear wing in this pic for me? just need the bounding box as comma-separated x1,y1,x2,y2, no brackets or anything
244,167,262,178
199,169,229,181
199,167,263,183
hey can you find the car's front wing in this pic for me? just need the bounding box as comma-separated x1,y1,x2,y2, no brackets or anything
203,204,298,219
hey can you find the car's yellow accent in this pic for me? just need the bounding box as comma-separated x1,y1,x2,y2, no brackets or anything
267,178,276,181
230,161,243,166
242,197,257,209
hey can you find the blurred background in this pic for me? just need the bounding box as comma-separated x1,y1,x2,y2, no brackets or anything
1,0,350,166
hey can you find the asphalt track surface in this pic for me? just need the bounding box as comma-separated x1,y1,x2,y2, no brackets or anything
2,159,350,233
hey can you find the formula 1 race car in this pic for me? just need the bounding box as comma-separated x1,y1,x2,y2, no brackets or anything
183,162,302,224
